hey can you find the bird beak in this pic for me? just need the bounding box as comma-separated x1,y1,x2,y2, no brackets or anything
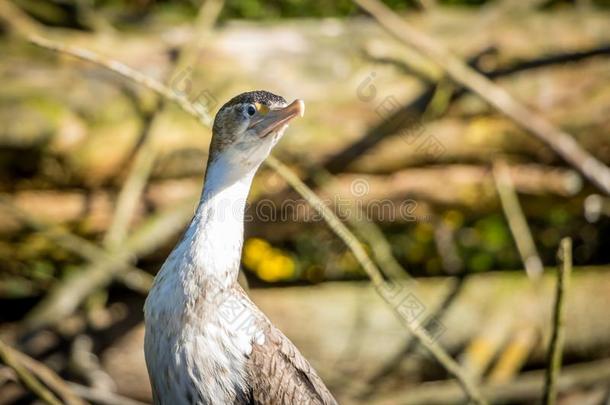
250,99,305,138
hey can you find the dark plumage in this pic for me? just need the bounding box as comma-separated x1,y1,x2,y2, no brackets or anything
221,90,287,110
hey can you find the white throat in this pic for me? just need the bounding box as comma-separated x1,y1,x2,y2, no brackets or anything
183,153,257,288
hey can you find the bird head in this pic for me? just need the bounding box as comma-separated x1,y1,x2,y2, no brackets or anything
208,90,304,180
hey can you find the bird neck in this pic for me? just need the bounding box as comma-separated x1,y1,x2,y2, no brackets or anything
185,154,257,288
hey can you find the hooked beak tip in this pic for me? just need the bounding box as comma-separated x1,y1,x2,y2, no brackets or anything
295,99,305,118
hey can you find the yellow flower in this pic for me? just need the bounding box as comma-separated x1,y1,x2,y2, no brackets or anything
243,238,271,270
257,250,295,282
243,238,296,282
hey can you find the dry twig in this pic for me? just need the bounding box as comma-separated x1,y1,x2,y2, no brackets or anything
0,0,45,36
103,138,159,250
265,157,486,404
543,237,572,405
351,217,409,280
489,328,537,383
0,339,62,405
70,335,116,392
0,339,86,405
14,350,86,405
27,35,212,127
493,161,543,279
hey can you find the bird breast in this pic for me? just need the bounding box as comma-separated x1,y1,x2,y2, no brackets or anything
144,265,265,404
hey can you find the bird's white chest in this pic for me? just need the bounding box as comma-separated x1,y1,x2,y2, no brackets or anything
144,267,264,404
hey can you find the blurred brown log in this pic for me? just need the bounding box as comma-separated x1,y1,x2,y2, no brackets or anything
0,164,580,236
371,357,610,405
101,267,610,402
0,180,199,234
253,268,610,378
326,164,582,204
249,164,581,240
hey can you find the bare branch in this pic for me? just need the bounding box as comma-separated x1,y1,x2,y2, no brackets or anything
27,35,213,127
104,142,159,249
0,339,86,405
265,157,487,405
0,0,45,36
493,161,543,279
543,237,572,405
0,339,62,405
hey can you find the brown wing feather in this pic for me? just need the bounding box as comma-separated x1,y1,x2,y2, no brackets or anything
247,324,338,405
231,286,337,405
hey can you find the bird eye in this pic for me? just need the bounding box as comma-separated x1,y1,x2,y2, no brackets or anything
246,104,256,116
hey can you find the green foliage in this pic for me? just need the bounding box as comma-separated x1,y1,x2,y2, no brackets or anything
222,0,357,19
12,0,610,31
205,0,496,19
474,215,510,253
17,0,506,27
467,251,494,272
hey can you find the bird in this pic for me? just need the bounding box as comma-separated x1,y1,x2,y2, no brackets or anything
144,90,338,405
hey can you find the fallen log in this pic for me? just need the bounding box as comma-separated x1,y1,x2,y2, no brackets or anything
370,357,610,405
100,267,610,402
248,163,581,240
0,164,580,235
0,182,199,234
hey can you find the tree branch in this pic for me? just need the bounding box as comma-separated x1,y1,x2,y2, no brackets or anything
27,35,212,127
68,382,149,405
265,157,487,405
493,160,543,279
0,339,86,405
543,237,572,405
0,339,62,405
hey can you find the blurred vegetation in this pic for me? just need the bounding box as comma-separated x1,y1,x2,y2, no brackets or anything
2,0,610,285
11,0,610,31
1,0,610,403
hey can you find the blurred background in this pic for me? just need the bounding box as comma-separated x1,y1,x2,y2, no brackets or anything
0,0,610,404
